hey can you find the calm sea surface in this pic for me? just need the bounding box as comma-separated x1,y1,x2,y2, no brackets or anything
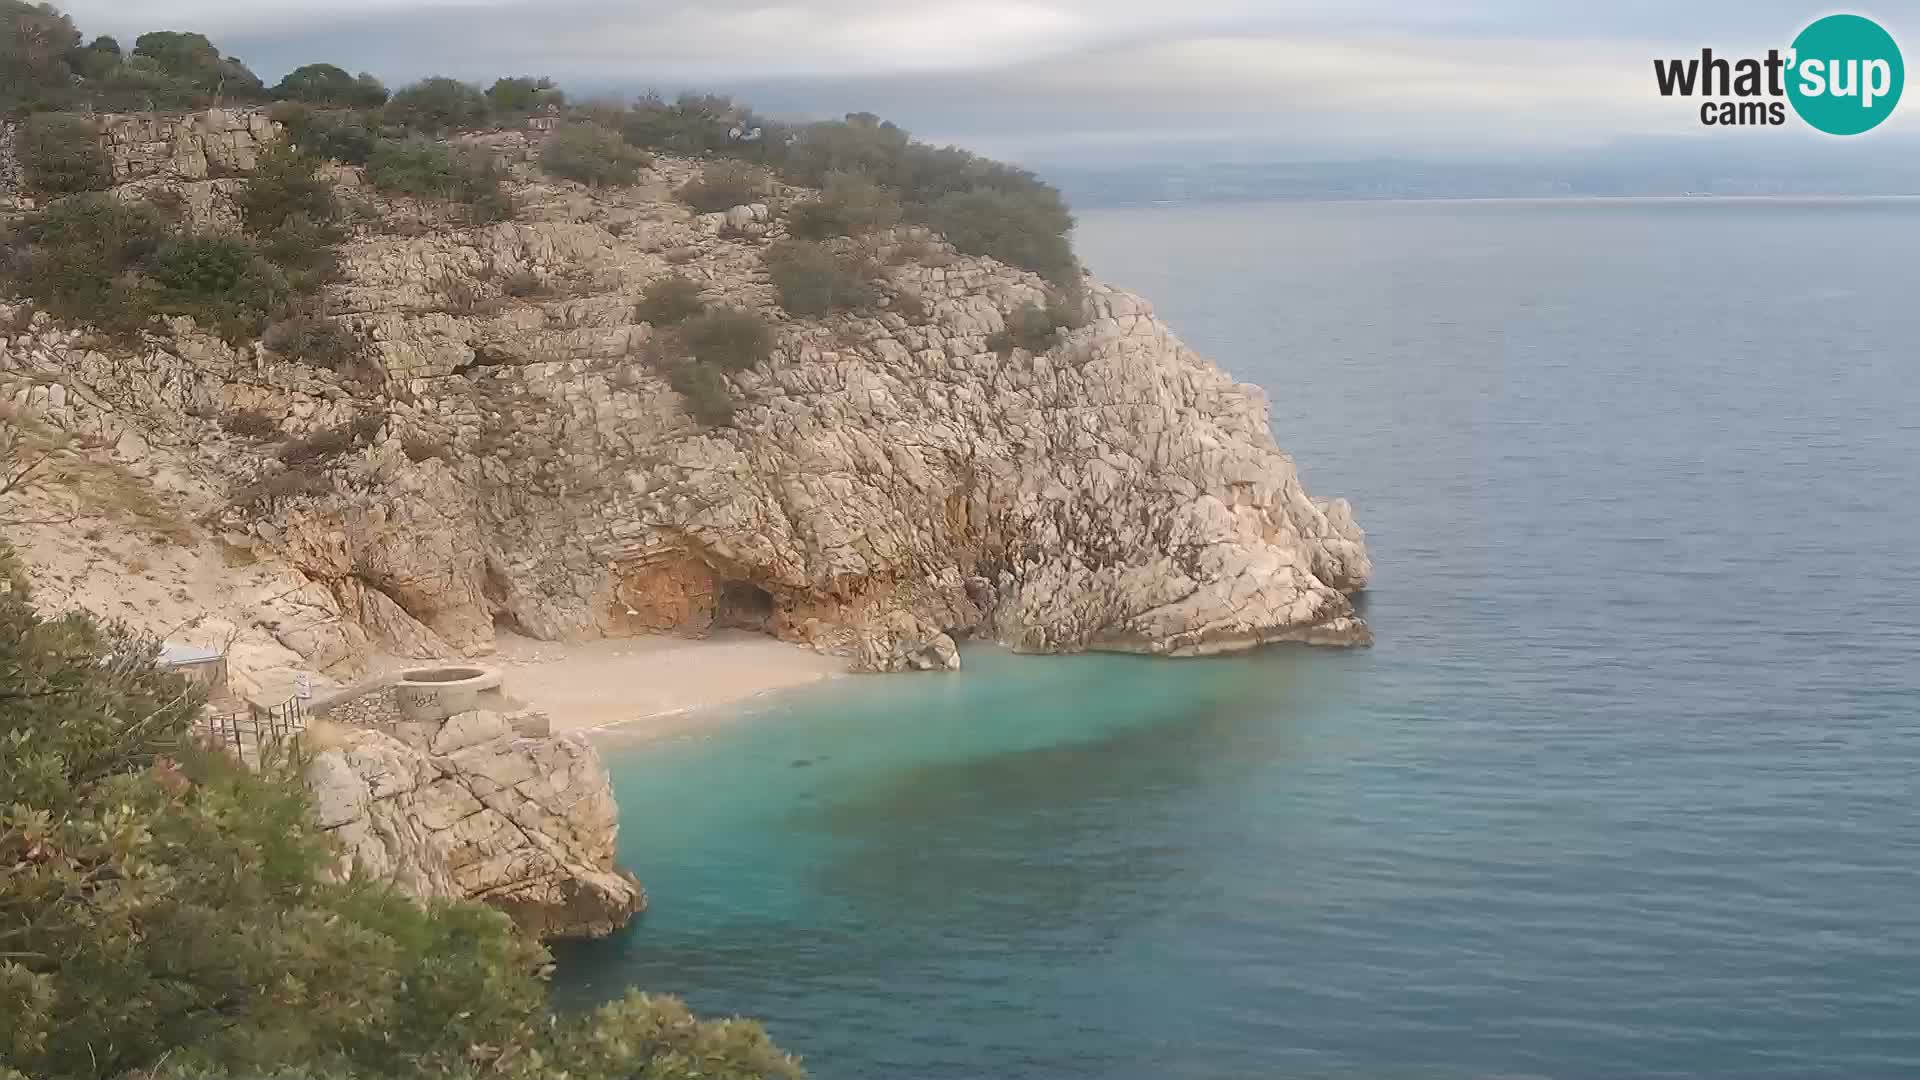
554,198,1920,1079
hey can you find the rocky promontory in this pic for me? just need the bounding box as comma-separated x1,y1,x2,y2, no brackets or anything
0,108,1370,687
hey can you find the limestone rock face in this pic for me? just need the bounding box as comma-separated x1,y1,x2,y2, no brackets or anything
0,114,1372,680
303,710,645,939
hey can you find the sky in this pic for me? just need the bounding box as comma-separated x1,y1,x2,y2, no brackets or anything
55,0,1920,164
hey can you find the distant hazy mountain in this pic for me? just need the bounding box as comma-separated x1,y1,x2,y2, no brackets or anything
1028,136,1920,207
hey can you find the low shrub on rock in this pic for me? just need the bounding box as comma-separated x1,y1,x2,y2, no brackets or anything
987,301,1065,355
675,160,769,213
269,103,380,165
0,195,165,336
684,307,773,372
276,425,352,466
145,233,287,342
636,274,705,325
220,410,278,439
17,112,112,197
787,170,901,240
765,240,876,317
366,137,513,222
923,187,1077,284
668,362,735,426
540,123,650,187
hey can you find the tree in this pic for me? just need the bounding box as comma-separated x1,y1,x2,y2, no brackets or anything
0,0,82,112
130,30,263,99
272,62,386,107
0,549,806,1080
485,75,562,114
385,76,491,134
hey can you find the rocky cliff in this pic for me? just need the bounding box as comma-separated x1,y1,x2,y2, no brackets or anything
0,109,1371,690
304,708,645,940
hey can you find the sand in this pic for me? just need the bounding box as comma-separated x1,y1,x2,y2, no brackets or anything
490,629,847,737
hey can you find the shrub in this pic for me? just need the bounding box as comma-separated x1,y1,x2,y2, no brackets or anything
269,103,379,165
502,269,544,298
765,239,876,316
486,75,564,114
367,137,512,222
620,92,756,156
922,188,1077,282
237,143,336,236
229,467,334,510
347,412,384,444
220,410,277,439
668,362,735,426
986,301,1061,355
259,311,360,368
787,170,901,239
384,76,491,133
402,435,448,462
540,122,650,187
0,195,165,335
17,112,111,196
684,307,772,372
635,274,705,325
145,233,285,342
272,63,387,107
276,425,352,466
675,160,769,213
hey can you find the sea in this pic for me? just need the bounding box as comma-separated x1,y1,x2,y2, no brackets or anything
552,197,1920,1080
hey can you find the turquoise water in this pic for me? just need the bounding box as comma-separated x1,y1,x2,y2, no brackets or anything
555,199,1920,1079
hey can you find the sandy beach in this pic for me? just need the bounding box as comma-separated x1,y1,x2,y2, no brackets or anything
489,629,847,737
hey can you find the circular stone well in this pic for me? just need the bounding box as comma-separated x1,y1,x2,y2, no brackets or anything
393,665,504,724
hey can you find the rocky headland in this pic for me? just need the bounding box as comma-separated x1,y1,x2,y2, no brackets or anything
0,106,1369,936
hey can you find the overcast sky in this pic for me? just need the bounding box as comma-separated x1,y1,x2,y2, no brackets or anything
55,0,1920,160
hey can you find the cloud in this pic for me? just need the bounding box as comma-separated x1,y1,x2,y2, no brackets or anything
48,0,1920,160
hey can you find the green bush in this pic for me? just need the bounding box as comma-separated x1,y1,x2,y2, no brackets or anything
636,274,705,325
383,76,490,133
684,307,773,372
676,160,769,213
17,112,111,196
619,92,756,156
788,170,902,239
238,143,336,235
540,122,649,187
268,103,379,165
987,301,1064,355
765,239,876,317
668,362,735,426
923,188,1077,282
271,62,386,107
145,233,285,341
131,30,264,98
0,194,165,335
262,311,361,369
366,137,512,222
486,75,563,114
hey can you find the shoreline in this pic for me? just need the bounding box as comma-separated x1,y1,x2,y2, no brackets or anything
490,629,848,740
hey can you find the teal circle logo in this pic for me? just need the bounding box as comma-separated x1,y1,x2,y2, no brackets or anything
1787,14,1904,135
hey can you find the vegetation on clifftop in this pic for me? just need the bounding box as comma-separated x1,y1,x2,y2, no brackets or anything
0,540,803,1080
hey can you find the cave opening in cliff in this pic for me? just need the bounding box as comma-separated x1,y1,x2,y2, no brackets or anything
715,580,775,632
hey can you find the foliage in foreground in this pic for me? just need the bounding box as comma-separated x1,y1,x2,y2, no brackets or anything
0,544,805,1080
540,122,651,188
